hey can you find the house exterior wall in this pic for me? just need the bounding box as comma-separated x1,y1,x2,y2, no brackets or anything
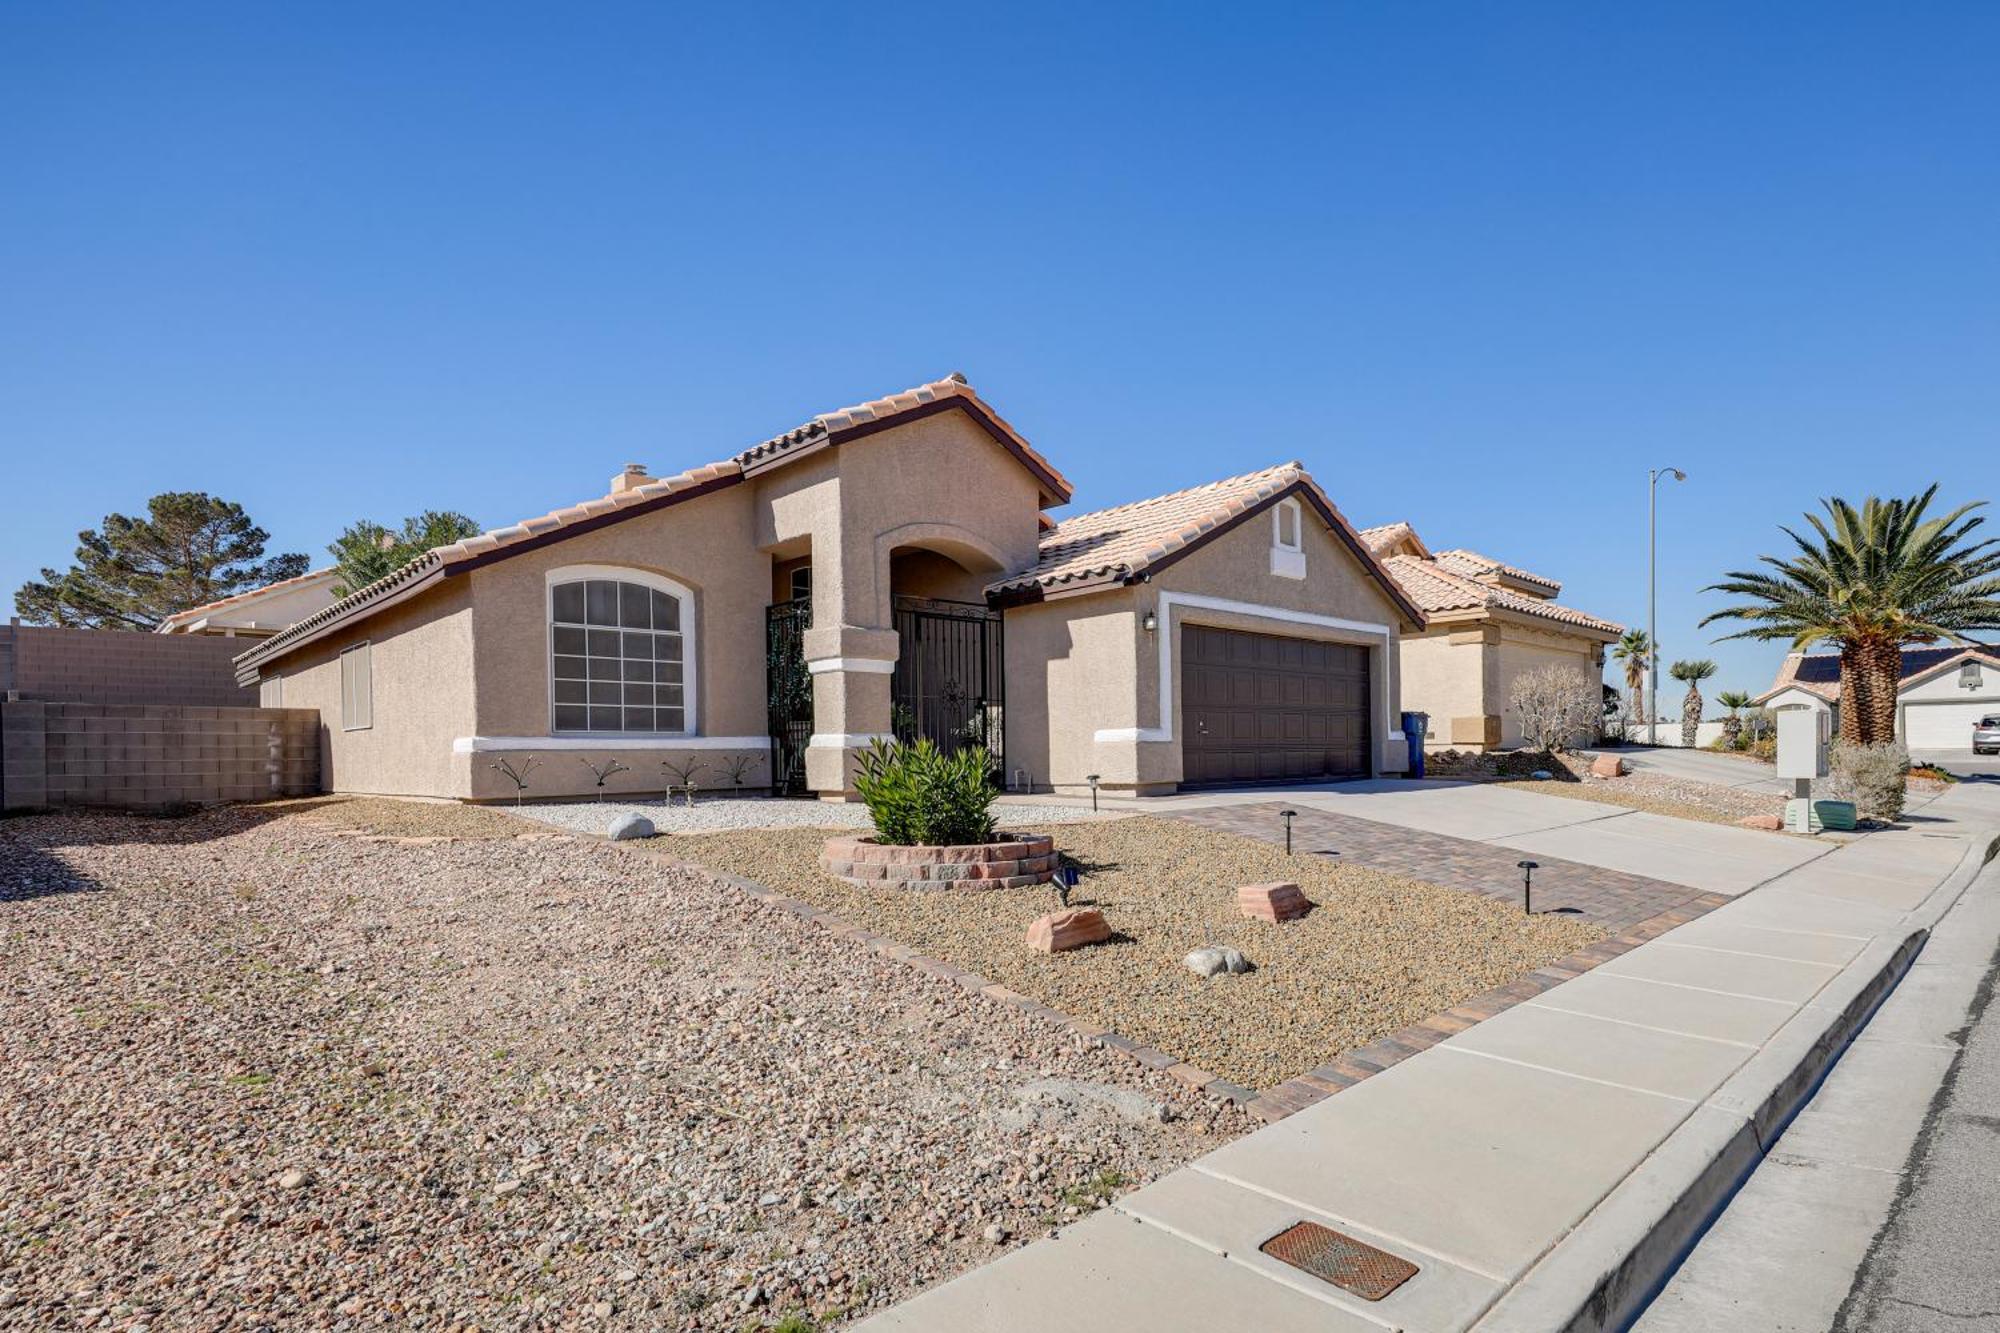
460,484,773,802
260,580,477,798
1007,502,1414,794
1399,618,1608,751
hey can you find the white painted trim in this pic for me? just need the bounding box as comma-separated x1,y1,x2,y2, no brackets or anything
454,735,769,754
808,732,893,749
1269,547,1307,580
806,657,897,675
1092,592,1394,747
545,563,698,738
1272,496,1303,552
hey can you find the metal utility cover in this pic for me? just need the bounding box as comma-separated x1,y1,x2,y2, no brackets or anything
1259,1220,1419,1301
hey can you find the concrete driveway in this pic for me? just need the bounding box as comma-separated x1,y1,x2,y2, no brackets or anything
1579,744,1791,794
1909,747,2000,779
1055,778,1835,897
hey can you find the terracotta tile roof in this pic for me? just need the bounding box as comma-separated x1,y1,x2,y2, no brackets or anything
154,567,340,631
989,463,1426,624
735,372,1071,503
1357,522,1422,555
1755,644,2000,705
1432,547,1561,596
1379,553,1621,636
240,374,1056,678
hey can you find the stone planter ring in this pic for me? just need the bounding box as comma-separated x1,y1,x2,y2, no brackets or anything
819,834,1058,890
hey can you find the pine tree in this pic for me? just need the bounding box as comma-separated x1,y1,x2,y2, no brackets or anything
14,492,307,630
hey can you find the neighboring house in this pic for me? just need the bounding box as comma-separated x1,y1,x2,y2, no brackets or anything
233,374,1427,802
155,567,342,638
1755,644,2000,750
1358,523,1622,751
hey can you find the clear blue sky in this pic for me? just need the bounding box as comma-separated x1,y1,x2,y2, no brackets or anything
4,3,1996,703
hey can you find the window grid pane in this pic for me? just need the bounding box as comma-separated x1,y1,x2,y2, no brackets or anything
552,579,687,734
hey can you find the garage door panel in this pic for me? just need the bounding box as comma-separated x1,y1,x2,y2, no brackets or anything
1904,700,2000,749
1180,626,1370,785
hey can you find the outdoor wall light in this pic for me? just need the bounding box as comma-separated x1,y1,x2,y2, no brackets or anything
1086,773,1102,812
1142,611,1158,633
1517,860,1540,915
1280,809,1299,855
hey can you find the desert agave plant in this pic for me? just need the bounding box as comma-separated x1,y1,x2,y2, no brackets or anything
1715,690,1754,748
1669,659,1717,747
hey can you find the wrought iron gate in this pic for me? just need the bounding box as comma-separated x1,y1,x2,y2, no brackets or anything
765,600,813,795
891,596,1004,778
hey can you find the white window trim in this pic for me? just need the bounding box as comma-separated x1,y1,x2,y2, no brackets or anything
339,641,372,732
1093,591,1392,747
545,564,698,738
1270,497,1306,579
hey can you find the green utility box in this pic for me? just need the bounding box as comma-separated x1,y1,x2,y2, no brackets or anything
1785,798,1858,834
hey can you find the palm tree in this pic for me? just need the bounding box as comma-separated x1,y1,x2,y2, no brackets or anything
1703,488,2000,744
1669,659,1717,747
1612,629,1654,724
1715,690,1754,749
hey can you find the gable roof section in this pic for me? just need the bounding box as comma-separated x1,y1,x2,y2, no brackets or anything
155,566,340,633
988,463,1426,625
1357,521,1430,561
236,373,1060,681
1755,643,2000,706
1431,547,1561,597
1380,552,1621,637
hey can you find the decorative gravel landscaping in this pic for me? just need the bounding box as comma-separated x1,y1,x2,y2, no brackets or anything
667,817,1606,1091
1,802,1245,1329
513,794,1114,836
1510,774,1788,827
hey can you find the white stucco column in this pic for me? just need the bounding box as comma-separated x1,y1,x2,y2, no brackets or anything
802,625,899,799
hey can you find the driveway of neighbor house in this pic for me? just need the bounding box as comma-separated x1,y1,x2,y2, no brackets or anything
1577,744,1793,794
861,782,1999,1332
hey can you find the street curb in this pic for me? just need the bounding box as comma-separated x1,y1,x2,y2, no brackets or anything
1470,828,2000,1333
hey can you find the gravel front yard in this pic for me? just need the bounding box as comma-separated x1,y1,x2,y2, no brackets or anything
513,796,1116,836
666,817,1605,1091
0,802,1248,1330
1510,774,1788,826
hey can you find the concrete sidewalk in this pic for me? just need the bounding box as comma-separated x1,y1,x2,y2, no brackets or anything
864,786,2000,1332
1637,785,2000,1333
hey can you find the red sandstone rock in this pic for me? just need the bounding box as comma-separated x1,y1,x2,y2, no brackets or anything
1237,881,1312,923
1738,814,1784,831
1025,907,1111,953
1590,754,1628,779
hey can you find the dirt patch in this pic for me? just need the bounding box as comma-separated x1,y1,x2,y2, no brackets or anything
665,817,1604,1091
253,794,548,840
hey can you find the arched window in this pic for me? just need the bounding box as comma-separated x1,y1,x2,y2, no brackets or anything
547,567,695,735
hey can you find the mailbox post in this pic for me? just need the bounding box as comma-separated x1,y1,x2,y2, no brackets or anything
1776,707,1853,832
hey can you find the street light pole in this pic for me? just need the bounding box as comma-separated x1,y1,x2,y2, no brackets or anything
1648,465,1687,746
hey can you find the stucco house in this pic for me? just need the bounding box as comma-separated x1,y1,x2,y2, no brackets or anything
234,374,1426,802
1358,523,1622,751
1755,644,2000,749
156,567,342,638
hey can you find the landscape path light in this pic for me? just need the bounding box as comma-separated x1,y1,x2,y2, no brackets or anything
1518,860,1540,915
1086,773,1101,812
1280,809,1298,855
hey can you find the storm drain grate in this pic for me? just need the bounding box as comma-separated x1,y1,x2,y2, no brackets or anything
1259,1220,1418,1301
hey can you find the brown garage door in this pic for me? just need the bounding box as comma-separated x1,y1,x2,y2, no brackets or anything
1180,625,1370,786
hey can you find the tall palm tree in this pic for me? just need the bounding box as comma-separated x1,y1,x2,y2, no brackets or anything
1669,659,1717,747
1715,689,1754,749
1612,629,1654,723
1703,488,2000,744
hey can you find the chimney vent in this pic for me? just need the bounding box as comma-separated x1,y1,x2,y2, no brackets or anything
611,462,651,495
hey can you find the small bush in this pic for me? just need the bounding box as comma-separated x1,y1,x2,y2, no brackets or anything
854,738,998,847
1827,740,1910,821
1508,665,1602,751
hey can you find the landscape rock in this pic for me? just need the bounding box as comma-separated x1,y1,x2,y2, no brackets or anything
606,812,656,841
1025,907,1111,953
276,1168,309,1191
1589,754,1629,779
1184,947,1252,978
1237,881,1311,923
981,1224,1009,1245
1737,814,1784,831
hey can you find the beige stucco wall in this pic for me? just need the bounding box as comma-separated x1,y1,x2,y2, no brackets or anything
1399,615,1609,750
262,580,478,798
1007,498,1416,793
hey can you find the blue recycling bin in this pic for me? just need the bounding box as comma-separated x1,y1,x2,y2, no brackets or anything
1400,711,1429,779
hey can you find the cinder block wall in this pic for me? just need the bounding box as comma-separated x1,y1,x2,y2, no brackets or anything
0,624,255,707
2,703,320,812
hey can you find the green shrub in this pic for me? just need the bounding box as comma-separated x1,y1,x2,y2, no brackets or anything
854,739,998,847
1827,740,1910,821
